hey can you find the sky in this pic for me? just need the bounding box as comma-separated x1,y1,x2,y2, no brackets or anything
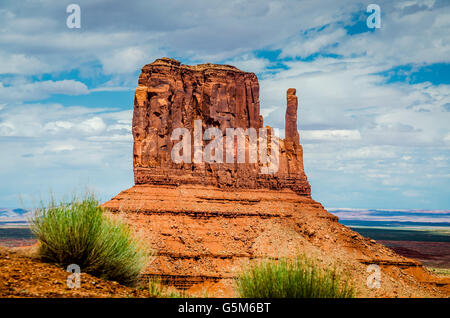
0,0,449,210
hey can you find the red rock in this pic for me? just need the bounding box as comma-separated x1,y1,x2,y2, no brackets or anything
132,57,310,196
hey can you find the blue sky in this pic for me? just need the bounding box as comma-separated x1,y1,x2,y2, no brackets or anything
0,0,449,210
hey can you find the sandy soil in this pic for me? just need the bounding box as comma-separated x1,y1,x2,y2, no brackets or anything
0,246,151,298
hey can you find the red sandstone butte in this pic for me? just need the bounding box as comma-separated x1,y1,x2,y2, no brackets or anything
103,58,449,298
132,57,310,196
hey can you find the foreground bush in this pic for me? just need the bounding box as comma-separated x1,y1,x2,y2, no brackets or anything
236,255,355,298
30,194,149,286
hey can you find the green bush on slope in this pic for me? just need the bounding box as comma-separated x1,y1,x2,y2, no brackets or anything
236,255,355,298
30,193,149,286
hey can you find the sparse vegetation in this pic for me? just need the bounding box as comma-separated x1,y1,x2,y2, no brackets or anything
148,278,189,298
236,255,355,298
30,193,150,286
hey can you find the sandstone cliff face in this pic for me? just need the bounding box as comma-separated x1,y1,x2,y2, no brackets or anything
132,57,310,196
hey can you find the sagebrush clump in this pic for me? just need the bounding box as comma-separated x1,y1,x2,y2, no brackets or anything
30,193,150,286
236,255,355,298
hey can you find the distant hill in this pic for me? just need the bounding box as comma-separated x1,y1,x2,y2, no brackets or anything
328,208,450,228
0,208,33,226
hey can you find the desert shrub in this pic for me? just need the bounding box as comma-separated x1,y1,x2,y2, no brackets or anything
236,255,355,298
30,193,149,286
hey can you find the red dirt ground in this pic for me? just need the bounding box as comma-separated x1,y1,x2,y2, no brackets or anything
0,246,151,298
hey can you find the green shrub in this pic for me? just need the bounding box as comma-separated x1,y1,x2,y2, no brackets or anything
236,255,355,298
30,193,150,286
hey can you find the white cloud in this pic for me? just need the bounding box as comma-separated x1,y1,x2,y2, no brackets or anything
301,129,361,141
0,103,134,207
0,0,358,74
45,143,76,153
281,28,347,58
44,121,75,132
225,54,270,74
0,121,14,136
0,52,51,75
0,103,129,138
100,47,160,74
78,117,107,134
332,2,450,66
340,146,397,159
0,80,89,103
87,134,133,142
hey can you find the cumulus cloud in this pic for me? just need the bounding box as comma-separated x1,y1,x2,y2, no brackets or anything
0,52,51,75
0,0,358,73
280,27,347,58
0,80,89,103
0,103,133,207
225,54,271,74
78,117,107,134
0,103,130,138
100,47,162,75
339,146,397,159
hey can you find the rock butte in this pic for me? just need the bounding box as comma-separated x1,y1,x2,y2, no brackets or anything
103,58,449,297
131,57,310,195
